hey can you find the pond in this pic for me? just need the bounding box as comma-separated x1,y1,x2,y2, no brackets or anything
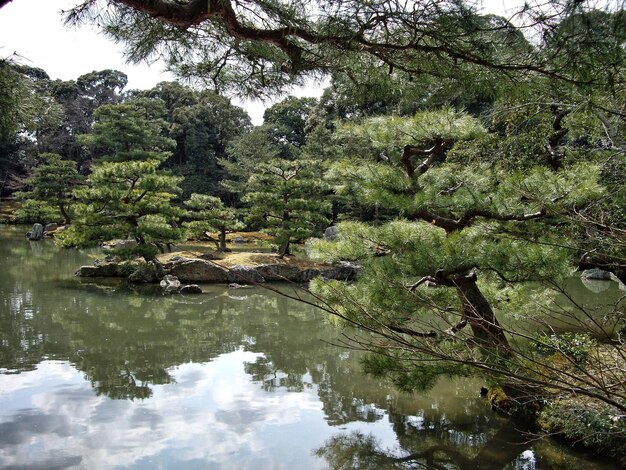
0,225,618,469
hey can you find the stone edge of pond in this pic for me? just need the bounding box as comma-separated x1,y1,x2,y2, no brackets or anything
74,254,361,285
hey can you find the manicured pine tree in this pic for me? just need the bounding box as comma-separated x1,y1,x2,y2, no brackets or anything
243,159,331,258
183,193,243,251
58,99,184,261
308,107,606,391
15,152,82,225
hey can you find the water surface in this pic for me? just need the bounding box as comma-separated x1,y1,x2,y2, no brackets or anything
0,225,617,469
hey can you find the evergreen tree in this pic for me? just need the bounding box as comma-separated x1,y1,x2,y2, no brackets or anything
58,99,184,261
60,1,616,96
308,108,614,403
15,153,82,225
183,193,243,251
243,159,331,258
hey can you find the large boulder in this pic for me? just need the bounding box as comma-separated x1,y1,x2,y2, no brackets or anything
324,226,340,241
254,264,302,282
320,261,361,281
75,262,122,278
227,265,266,284
44,223,58,233
27,223,44,241
128,263,160,284
168,258,228,283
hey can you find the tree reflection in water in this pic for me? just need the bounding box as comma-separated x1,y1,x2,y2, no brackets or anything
0,226,617,469
316,427,542,470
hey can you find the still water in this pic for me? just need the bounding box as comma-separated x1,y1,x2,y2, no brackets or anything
0,225,617,469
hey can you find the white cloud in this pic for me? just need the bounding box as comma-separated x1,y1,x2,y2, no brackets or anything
0,352,333,468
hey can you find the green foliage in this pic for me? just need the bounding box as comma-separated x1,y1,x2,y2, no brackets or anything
535,332,597,364
263,96,318,148
538,399,626,457
165,90,251,198
336,108,485,160
222,96,318,202
0,59,22,142
13,200,59,224
15,153,82,224
59,100,184,260
68,0,614,99
361,352,468,392
221,125,282,197
308,105,618,402
183,193,243,247
79,98,175,161
109,243,161,262
243,159,331,256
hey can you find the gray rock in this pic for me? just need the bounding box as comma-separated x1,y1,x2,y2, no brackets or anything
28,223,44,241
299,268,322,282
255,264,301,281
75,263,121,278
44,223,58,233
232,236,246,244
320,261,361,281
324,226,340,241
169,258,228,283
128,263,159,284
160,275,181,292
227,265,266,284
581,268,612,280
179,284,203,294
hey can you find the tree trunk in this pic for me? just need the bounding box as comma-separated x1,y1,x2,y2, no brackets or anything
219,226,227,251
278,238,290,259
455,281,511,352
59,203,71,225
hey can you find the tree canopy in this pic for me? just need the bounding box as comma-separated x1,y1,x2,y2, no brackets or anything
57,0,625,98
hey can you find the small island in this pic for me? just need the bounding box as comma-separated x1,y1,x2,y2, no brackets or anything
74,245,360,285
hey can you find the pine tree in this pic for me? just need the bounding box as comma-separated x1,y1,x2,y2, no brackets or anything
58,99,184,261
243,159,331,258
308,108,610,396
15,153,82,224
183,193,243,251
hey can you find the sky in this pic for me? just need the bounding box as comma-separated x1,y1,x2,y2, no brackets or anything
0,0,518,125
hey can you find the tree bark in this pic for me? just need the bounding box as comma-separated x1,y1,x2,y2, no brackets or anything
59,203,71,225
218,226,227,251
278,238,290,259
455,280,511,352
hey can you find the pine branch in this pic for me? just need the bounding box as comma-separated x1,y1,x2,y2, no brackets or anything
387,324,438,338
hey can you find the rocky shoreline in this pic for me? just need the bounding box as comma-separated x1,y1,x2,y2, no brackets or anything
75,252,360,285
